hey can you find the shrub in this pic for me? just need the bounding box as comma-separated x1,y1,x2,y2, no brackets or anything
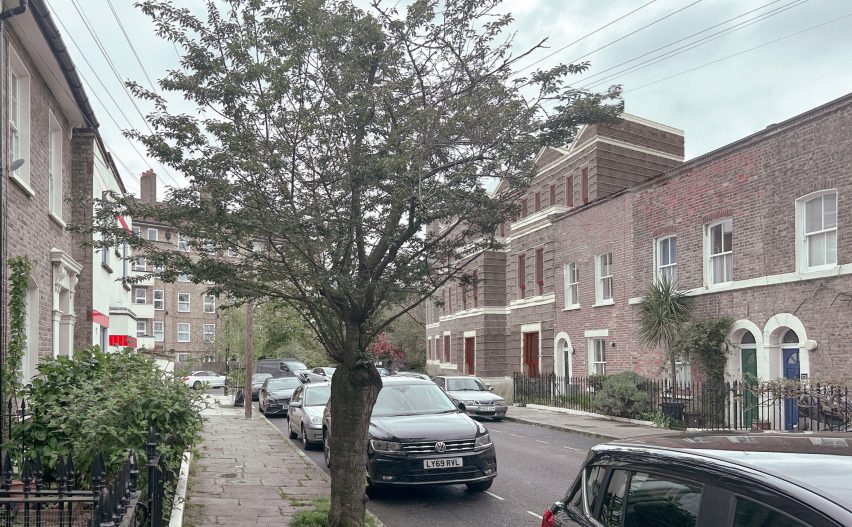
13,346,204,482
593,371,653,419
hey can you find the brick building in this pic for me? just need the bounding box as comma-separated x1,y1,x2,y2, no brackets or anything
426,93,852,394
2,1,136,382
132,170,220,365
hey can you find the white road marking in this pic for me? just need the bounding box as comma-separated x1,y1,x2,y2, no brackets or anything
562,445,583,452
536,440,550,444
491,429,504,434
510,433,524,438
484,491,505,501
527,511,543,520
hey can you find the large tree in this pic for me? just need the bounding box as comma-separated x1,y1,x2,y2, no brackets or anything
92,0,622,524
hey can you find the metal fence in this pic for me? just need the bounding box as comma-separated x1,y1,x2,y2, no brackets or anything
513,372,852,432
0,399,176,527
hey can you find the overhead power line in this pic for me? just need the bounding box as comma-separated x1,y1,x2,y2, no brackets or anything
105,0,160,94
624,11,852,94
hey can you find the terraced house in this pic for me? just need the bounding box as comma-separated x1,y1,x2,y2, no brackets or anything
426,92,852,393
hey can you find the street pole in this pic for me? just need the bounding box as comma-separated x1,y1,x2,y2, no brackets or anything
244,301,254,418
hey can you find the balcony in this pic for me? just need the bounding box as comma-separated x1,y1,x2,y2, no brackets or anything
133,302,155,319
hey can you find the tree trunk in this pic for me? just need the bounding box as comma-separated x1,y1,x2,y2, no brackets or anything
328,322,382,527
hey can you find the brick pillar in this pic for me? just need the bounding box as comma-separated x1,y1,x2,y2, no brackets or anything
140,169,157,204
70,129,96,351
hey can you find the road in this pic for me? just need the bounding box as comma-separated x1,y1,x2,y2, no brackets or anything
265,406,601,527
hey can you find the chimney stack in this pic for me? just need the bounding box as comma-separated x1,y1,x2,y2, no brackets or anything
140,170,157,204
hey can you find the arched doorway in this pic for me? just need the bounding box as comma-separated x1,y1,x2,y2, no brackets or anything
781,329,801,430
739,331,758,429
553,332,573,379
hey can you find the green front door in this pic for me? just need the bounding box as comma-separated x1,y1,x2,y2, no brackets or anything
741,348,758,428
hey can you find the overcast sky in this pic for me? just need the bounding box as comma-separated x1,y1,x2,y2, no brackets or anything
44,0,852,197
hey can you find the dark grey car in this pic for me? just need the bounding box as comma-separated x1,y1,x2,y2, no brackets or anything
259,377,303,417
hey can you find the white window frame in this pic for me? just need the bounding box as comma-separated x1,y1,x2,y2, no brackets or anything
177,293,191,313
203,324,215,343
177,273,190,283
203,294,215,313
48,111,63,221
178,234,190,252
134,288,147,304
588,338,606,375
655,236,678,285
8,45,31,192
136,320,147,337
132,226,141,237
153,289,165,310
563,262,579,309
705,219,733,286
134,256,146,272
153,321,164,342
147,228,159,241
177,323,191,343
675,360,692,386
225,248,238,258
177,352,190,362
594,253,613,305
797,190,838,272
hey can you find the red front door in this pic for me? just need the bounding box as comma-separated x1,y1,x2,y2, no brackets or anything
523,332,539,377
464,337,475,375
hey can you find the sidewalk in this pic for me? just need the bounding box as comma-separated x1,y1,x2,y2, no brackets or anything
183,395,330,527
505,405,665,440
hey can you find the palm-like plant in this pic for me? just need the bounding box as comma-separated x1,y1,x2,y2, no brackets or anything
637,277,690,389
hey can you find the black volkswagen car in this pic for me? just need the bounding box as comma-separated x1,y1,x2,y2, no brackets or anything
322,376,496,495
540,432,852,527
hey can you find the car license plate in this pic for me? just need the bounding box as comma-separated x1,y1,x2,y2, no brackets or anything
424,457,462,469
479,406,496,412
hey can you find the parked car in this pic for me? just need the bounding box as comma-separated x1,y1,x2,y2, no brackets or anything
307,367,336,383
255,358,312,383
433,375,507,421
376,367,390,376
258,377,303,417
288,382,331,449
183,371,226,390
539,431,852,527
322,376,497,495
251,373,273,401
394,371,431,381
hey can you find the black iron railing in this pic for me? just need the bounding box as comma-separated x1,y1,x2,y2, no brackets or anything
513,372,851,432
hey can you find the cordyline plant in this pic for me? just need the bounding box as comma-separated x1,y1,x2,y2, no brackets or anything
637,277,690,390
86,0,622,524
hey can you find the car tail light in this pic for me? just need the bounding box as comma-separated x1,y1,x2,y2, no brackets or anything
540,508,554,527
183,376,190,381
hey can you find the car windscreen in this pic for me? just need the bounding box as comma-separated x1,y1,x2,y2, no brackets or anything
447,377,486,391
284,361,308,371
372,383,458,416
252,374,272,383
305,385,331,406
694,450,852,507
267,378,302,390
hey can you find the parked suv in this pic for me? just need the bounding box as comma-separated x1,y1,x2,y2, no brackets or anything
540,432,852,526
322,376,497,495
255,358,311,383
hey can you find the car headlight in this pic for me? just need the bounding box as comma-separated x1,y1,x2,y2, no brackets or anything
463,400,477,405
474,433,492,451
493,399,505,405
370,439,403,453
311,416,322,425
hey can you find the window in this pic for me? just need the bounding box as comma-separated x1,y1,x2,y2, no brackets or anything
535,248,544,295
8,46,30,188
225,248,238,258
581,167,589,204
136,320,147,337
178,273,190,282
147,228,158,241
596,253,613,303
101,244,111,269
177,293,190,312
152,264,163,274
707,219,733,285
122,243,129,280
178,234,190,252
598,468,627,525
801,191,837,270
565,175,574,207
472,270,478,308
203,324,215,343
676,361,692,385
443,334,450,363
153,289,164,310
202,242,215,253
498,223,505,238
590,338,606,375
520,198,528,218
564,262,579,308
48,112,62,219
177,352,190,362
133,226,141,237
177,323,191,342
460,282,467,310
534,191,541,212
624,472,701,527
733,497,805,527
656,236,677,284
153,321,164,342
134,256,146,272
549,184,556,207
134,288,147,304
517,254,526,297
203,294,215,313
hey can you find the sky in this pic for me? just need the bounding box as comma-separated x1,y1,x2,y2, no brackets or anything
43,0,852,198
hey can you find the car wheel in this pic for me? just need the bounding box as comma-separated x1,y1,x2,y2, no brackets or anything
466,480,493,492
301,424,311,450
192,381,202,390
288,419,298,439
323,430,331,467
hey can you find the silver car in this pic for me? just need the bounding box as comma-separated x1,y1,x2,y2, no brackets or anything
288,382,331,449
307,367,336,383
434,375,507,421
